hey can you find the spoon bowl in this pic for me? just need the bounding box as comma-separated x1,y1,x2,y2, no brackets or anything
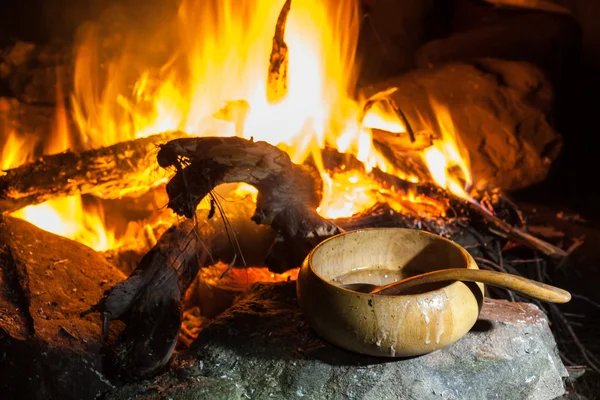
297,228,485,358
296,228,571,358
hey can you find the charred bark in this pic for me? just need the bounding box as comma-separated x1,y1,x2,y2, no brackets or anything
0,131,185,214
160,137,564,273
266,0,291,103
82,218,223,380
158,136,340,271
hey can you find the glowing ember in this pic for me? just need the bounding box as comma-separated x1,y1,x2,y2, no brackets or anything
318,171,381,219
2,0,476,250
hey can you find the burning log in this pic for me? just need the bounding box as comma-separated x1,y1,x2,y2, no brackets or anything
367,166,567,258
86,183,279,379
266,0,291,103
319,147,566,258
157,136,341,271
160,137,564,273
0,131,185,214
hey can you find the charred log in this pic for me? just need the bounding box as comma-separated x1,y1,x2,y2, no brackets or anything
319,147,565,258
0,131,186,214
160,137,564,275
158,136,340,271
266,0,291,103
83,218,222,380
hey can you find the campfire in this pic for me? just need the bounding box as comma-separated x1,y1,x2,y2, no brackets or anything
1,0,592,398
0,0,563,257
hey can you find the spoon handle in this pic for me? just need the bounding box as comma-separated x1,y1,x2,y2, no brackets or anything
372,268,572,303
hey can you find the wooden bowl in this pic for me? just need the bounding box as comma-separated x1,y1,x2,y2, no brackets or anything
296,228,484,357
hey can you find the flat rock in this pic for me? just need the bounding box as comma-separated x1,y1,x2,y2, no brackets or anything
106,281,568,400
0,215,126,400
363,59,562,191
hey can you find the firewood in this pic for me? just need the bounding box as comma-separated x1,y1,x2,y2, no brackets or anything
160,136,564,275
158,136,341,271
464,202,568,258
368,164,567,258
82,218,223,379
266,0,291,103
0,131,186,214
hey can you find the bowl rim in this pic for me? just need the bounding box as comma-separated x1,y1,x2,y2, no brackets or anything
306,227,475,298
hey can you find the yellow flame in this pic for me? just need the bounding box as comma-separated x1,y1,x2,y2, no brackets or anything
13,196,115,251
68,0,383,218
4,0,478,250
361,102,406,134
422,100,472,199
66,0,473,219
318,170,446,220
9,79,118,251
1,131,35,170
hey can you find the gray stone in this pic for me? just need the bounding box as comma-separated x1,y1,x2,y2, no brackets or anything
362,59,562,191
105,376,244,400
106,281,568,400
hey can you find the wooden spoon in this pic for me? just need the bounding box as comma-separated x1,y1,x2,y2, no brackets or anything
341,268,571,303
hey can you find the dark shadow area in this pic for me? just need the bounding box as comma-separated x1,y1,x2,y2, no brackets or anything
470,318,494,333
400,240,467,276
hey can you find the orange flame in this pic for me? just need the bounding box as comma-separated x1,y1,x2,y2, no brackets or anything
421,99,473,200
4,0,476,251
6,78,118,251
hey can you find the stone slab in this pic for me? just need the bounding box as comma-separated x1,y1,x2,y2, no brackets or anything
107,281,568,400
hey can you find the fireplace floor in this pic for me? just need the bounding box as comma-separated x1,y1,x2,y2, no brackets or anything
107,282,567,400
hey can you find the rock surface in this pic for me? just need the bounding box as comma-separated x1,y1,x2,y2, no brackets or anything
415,2,581,84
106,281,568,400
363,59,562,191
0,216,125,400
356,0,439,84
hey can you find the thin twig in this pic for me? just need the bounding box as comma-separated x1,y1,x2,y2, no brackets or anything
496,241,504,271
571,293,600,310
473,257,503,271
549,303,600,374
474,256,516,301
507,258,545,264
495,241,515,302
